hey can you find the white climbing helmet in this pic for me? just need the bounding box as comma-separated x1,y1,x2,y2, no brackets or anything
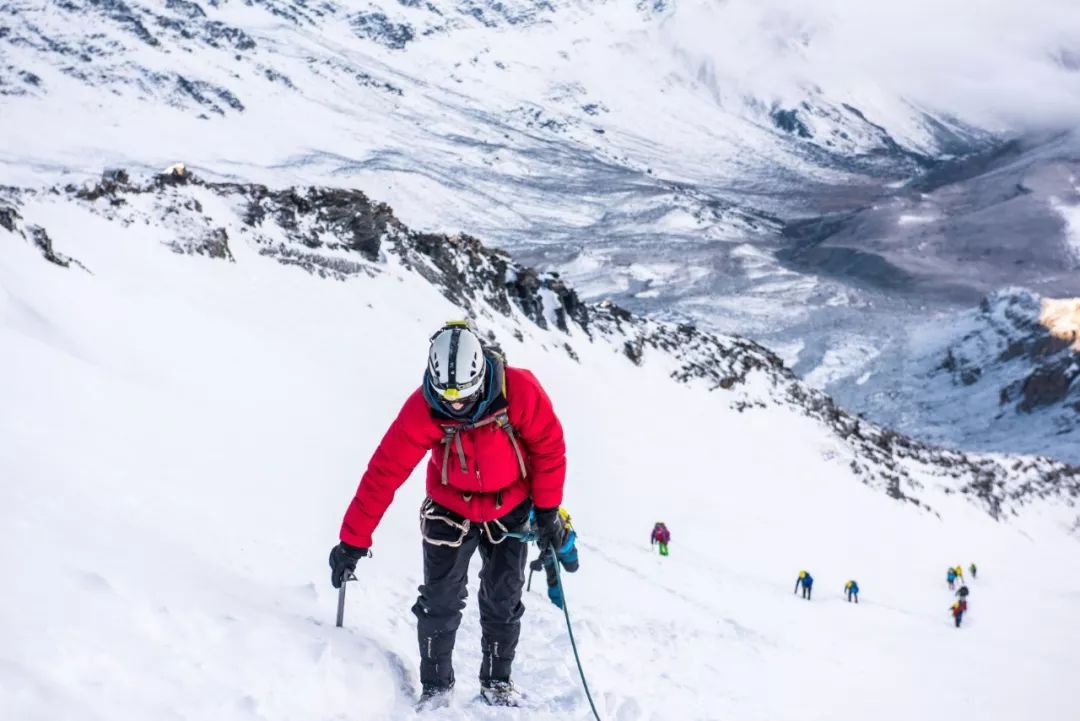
427,321,486,401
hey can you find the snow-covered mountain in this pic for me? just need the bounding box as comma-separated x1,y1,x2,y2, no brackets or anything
772,132,1080,460
3,0,969,193
4,166,1080,721
7,2,1080,717
5,0,1080,463
818,288,1080,464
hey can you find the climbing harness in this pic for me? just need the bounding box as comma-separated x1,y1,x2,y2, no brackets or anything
419,498,517,546
419,498,471,547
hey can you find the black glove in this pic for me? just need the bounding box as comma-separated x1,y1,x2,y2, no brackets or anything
534,507,565,552
329,541,368,589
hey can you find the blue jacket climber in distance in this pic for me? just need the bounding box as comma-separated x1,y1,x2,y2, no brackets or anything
845,580,859,603
794,570,814,600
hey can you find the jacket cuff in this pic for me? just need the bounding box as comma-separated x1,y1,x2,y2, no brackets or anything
531,487,562,510
340,527,374,549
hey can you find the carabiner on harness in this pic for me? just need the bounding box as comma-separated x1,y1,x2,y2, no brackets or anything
420,498,528,547
481,517,513,545
420,498,471,548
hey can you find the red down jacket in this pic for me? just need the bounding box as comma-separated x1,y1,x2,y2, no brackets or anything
339,366,566,548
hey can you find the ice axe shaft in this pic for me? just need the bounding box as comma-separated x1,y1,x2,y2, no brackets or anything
526,553,547,593
336,572,357,628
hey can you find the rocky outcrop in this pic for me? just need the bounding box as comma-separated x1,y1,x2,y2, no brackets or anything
937,290,1080,417
0,196,86,269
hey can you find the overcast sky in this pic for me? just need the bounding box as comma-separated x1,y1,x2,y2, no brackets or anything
660,0,1080,131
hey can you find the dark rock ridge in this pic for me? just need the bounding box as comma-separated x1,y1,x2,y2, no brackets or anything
0,201,86,270
766,100,953,178
349,12,415,49
3,169,1079,526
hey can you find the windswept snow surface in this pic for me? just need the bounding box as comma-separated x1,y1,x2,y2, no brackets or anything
3,206,1080,721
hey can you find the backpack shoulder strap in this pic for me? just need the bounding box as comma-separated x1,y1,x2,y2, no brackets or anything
492,411,528,481
438,410,528,486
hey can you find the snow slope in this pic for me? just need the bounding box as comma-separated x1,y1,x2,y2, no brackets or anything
3,171,1080,721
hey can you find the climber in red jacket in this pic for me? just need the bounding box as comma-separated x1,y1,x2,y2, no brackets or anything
328,321,567,708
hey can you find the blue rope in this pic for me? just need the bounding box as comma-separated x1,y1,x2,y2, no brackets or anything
551,550,603,721
507,531,601,721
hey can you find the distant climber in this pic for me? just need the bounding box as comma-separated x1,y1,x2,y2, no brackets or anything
956,584,970,601
951,599,968,628
946,567,957,590
529,507,579,609
845,580,860,603
954,565,965,583
794,570,814,600
969,562,977,580
651,522,671,557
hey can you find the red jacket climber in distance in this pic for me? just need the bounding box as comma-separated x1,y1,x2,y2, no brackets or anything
340,361,566,548
651,523,670,544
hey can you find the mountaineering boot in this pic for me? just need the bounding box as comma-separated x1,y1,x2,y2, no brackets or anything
416,683,453,711
479,679,524,707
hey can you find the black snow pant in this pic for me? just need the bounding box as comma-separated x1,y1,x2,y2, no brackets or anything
954,612,963,628
847,591,858,603
412,497,531,689
802,584,812,600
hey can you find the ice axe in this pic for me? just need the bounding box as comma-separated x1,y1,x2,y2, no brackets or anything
527,554,546,593
335,571,357,628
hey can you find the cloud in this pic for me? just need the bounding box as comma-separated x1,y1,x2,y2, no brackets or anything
658,0,1080,131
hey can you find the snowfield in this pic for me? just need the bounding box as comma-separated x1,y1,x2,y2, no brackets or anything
3,191,1080,721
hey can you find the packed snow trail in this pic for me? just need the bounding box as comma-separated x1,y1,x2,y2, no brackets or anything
3,211,1080,721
